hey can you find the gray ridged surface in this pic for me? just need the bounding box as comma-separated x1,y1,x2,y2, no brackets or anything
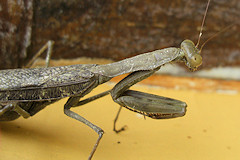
0,64,99,101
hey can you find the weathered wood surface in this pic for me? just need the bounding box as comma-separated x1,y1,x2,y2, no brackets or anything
0,0,239,69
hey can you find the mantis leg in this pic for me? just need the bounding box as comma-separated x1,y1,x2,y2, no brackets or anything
0,104,30,119
73,89,111,107
63,89,111,160
111,69,187,133
0,104,14,116
25,40,54,68
113,106,127,133
111,70,156,133
13,105,31,118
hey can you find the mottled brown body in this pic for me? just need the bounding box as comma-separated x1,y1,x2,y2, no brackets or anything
0,64,111,121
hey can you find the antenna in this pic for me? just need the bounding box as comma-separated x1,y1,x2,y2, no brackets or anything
196,0,211,48
199,23,235,53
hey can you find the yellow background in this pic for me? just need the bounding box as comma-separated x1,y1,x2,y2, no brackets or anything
1,83,240,160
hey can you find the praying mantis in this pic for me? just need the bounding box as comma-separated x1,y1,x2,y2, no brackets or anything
0,38,202,159
0,0,218,159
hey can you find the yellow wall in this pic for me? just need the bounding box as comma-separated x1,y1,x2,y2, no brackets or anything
1,83,240,160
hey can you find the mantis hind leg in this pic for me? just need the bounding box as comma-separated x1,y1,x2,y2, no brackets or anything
24,40,54,68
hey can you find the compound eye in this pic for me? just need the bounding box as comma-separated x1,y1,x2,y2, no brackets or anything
190,54,202,68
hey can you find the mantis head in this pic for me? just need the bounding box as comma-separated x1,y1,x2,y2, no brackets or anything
180,39,202,71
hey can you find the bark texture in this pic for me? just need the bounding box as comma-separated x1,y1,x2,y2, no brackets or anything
0,0,239,69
